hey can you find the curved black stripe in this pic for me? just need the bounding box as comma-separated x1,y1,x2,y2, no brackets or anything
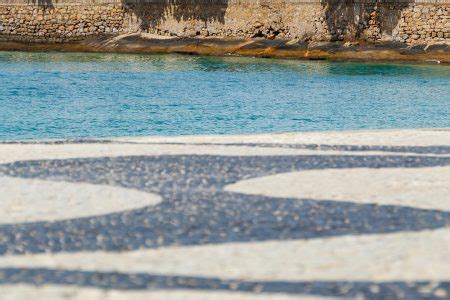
0,268,448,299
0,154,449,254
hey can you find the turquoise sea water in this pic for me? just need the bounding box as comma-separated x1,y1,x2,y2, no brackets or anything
0,51,449,140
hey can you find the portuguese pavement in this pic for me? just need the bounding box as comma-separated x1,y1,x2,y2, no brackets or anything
0,129,450,300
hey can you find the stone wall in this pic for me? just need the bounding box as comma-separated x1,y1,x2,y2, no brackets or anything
0,1,125,42
0,0,448,44
394,4,449,43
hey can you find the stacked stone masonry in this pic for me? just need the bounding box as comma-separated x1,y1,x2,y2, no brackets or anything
0,4,123,42
0,0,448,44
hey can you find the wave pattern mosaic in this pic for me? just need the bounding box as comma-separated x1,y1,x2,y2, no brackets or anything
0,129,450,299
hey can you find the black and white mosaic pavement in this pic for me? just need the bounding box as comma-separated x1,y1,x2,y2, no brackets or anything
0,133,450,299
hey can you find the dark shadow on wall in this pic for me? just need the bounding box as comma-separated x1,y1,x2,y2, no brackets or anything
27,0,54,8
320,0,413,41
122,0,228,33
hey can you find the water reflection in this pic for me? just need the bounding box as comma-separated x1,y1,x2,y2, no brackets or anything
1,51,449,77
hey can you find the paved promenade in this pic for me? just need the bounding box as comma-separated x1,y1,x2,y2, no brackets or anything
0,129,450,300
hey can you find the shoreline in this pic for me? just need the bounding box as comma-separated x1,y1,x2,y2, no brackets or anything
1,34,449,64
1,128,450,144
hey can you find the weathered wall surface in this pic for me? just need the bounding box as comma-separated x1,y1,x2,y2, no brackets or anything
0,0,448,44
0,1,125,42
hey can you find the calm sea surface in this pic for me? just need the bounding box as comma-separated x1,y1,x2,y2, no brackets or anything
0,51,449,140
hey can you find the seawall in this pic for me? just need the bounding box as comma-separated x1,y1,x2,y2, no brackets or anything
0,0,449,45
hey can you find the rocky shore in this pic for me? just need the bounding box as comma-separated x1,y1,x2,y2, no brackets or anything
1,0,449,62
1,33,449,63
